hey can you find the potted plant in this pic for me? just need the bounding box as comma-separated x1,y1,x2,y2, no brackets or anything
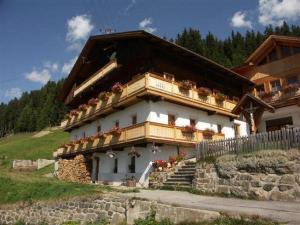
176,151,187,162
78,104,88,111
88,98,99,106
179,80,194,90
197,87,212,97
214,92,227,102
109,126,122,136
70,109,79,116
125,176,136,187
152,160,168,172
181,125,197,133
202,128,215,137
99,92,110,101
111,82,124,94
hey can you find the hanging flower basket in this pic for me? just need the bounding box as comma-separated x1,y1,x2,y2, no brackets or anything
111,82,124,94
98,92,110,101
109,126,122,136
214,92,227,102
128,149,141,158
202,128,215,137
78,104,88,111
70,110,79,116
197,87,212,97
181,125,197,133
179,80,194,90
282,83,299,93
88,98,99,106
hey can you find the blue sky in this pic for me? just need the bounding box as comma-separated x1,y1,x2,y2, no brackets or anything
1,0,300,103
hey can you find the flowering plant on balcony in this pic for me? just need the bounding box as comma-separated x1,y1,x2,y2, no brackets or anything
93,131,106,140
109,126,122,136
79,137,89,144
179,80,194,90
202,128,215,137
98,92,110,101
197,87,212,97
282,83,299,93
214,91,227,102
181,125,197,133
70,110,79,116
88,98,99,106
111,82,123,94
78,104,88,111
68,142,76,147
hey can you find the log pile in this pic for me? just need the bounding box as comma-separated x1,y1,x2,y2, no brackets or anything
57,154,91,183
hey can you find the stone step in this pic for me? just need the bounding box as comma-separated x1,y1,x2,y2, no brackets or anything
163,181,192,186
181,165,196,169
166,177,192,182
170,174,194,178
174,171,195,176
177,169,196,173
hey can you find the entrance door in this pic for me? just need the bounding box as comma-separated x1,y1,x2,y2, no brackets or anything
94,157,100,182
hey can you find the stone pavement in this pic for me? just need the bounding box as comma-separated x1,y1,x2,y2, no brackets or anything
123,189,300,225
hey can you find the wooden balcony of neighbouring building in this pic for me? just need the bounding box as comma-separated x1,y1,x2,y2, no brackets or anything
61,72,239,131
256,84,300,107
54,122,224,158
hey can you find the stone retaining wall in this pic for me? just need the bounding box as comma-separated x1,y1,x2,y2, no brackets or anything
0,194,220,225
193,150,300,201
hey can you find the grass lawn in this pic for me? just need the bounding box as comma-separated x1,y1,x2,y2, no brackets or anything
0,129,115,205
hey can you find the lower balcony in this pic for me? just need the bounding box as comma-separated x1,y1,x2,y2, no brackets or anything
53,122,224,158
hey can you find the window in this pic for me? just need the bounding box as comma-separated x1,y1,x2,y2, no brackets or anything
131,115,137,125
113,158,118,173
281,46,291,57
129,156,135,173
97,125,102,133
190,119,196,127
286,75,299,85
270,80,281,92
168,114,176,126
217,124,222,133
268,49,278,62
234,124,241,137
115,120,119,127
256,84,265,93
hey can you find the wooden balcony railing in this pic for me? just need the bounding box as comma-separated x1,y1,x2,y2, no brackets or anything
54,122,224,158
61,72,238,130
256,87,300,105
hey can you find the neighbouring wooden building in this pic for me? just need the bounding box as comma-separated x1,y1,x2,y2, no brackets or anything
234,35,300,132
53,31,253,187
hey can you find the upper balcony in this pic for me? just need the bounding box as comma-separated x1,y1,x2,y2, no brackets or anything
61,72,238,131
53,121,224,158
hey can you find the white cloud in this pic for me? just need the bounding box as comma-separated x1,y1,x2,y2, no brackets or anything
230,11,253,29
43,61,59,72
66,14,94,51
259,0,300,26
139,17,157,33
25,68,51,84
5,88,22,99
62,57,77,75
124,0,136,14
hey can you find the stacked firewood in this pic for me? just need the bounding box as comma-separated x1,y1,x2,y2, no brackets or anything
57,154,91,183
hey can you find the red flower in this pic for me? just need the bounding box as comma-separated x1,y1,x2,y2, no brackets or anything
111,82,123,94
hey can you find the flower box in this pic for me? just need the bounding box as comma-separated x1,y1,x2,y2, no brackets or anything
98,92,110,101
214,92,227,102
181,125,197,133
282,83,299,93
197,87,212,96
179,80,194,90
88,98,99,106
202,128,215,137
70,110,79,116
78,104,88,111
111,82,123,94
109,126,122,136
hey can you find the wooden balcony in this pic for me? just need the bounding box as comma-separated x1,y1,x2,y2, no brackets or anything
61,72,238,131
54,122,224,158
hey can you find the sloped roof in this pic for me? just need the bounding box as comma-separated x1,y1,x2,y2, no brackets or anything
246,35,300,64
60,30,253,101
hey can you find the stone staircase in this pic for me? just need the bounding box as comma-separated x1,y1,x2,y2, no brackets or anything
163,161,196,188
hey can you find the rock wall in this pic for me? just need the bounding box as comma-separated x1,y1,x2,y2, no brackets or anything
57,155,91,183
0,195,220,225
193,150,300,201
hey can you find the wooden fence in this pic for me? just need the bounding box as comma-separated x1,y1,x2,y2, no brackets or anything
196,127,300,159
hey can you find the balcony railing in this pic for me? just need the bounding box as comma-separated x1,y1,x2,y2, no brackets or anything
54,122,224,158
61,72,238,130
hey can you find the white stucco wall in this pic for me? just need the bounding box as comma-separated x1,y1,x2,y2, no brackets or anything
92,144,196,187
258,105,300,132
70,100,249,140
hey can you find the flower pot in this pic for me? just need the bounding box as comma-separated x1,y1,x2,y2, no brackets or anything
126,180,136,187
